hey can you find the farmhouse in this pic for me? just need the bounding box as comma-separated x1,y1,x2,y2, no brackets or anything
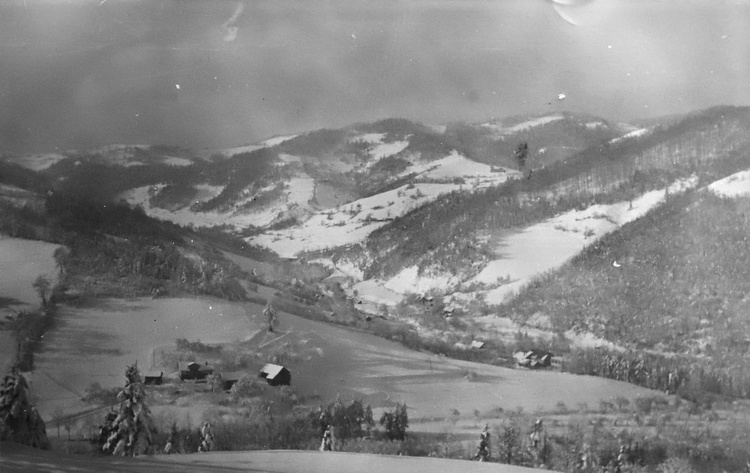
143,371,163,385
179,361,214,381
258,363,291,386
219,371,245,391
513,349,555,369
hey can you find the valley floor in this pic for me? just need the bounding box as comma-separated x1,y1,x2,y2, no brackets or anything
31,294,658,428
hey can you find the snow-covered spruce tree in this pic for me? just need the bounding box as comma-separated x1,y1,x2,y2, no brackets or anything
98,362,156,456
0,366,49,449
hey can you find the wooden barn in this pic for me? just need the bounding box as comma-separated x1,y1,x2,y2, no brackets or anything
219,372,245,391
513,349,555,369
178,361,214,381
258,363,291,386
143,371,163,385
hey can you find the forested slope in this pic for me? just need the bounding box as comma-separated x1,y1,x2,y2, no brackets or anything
352,106,750,281
504,190,750,400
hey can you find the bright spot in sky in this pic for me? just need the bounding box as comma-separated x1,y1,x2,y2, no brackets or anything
175,84,180,90
558,93,566,100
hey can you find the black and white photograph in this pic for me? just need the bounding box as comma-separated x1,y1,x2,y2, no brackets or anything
1,1,750,472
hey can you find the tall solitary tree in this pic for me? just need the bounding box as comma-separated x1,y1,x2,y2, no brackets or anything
32,275,51,306
515,142,529,178
0,366,50,449
263,301,277,332
97,362,156,456
53,246,70,276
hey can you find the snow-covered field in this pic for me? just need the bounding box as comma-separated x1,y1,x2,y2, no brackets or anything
1,442,552,473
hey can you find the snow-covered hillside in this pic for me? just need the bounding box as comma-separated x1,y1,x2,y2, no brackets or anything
707,168,750,197
347,177,699,310
119,177,315,230
474,177,698,304
249,152,518,257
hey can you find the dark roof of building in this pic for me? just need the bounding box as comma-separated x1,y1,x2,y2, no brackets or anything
178,361,214,371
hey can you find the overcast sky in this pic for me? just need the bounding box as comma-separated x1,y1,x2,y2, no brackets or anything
0,0,748,153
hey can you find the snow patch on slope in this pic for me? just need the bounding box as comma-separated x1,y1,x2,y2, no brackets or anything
286,177,316,208
351,133,385,144
5,153,67,171
409,151,504,181
475,176,698,304
262,134,298,147
707,168,750,198
163,156,193,167
482,114,564,134
384,266,460,296
585,121,606,129
206,144,264,159
369,140,410,161
610,127,650,144
120,180,294,230
192,185,224,204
